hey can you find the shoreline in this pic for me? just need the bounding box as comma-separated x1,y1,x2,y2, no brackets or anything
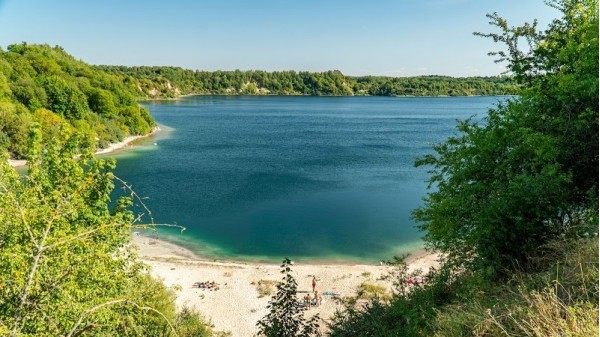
143,93,515,100
133,234,440,337
134,232,434,266
8,125,161,168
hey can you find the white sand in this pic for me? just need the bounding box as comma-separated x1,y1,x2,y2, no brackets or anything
95,126,161,155
133,235,439,337
7,126,161,168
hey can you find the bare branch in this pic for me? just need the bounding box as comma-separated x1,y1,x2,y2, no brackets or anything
113,175,154,225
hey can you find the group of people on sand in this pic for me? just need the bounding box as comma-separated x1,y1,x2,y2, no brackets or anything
193,280,219,290
300,276,325,309
302,291,323,309
406,276,425,286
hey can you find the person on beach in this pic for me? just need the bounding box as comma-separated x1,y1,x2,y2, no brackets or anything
304,293,311,309
312,276,316,293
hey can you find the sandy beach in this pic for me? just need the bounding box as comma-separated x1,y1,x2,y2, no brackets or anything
7,126,161,168
133,235,439,337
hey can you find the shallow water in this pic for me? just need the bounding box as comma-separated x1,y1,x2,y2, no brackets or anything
108,95,504,263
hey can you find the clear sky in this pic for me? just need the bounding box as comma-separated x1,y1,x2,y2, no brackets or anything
0,0,560,77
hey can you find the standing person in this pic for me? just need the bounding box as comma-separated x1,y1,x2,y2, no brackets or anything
312,276,316,293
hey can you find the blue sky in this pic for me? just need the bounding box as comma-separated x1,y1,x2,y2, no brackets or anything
0,0,560,76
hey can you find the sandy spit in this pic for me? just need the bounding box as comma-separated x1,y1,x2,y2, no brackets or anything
8,126,161,168
133,235,440,337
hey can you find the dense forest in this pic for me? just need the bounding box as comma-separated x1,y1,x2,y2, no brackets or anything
1,0,597,336
99,66,518,98
0,43,155,159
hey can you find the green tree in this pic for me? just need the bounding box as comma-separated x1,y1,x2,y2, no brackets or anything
413,0,598,277
256,258,320,337
0,128,209,336
44,75,89,119
88,87,117,117
475,0,599,203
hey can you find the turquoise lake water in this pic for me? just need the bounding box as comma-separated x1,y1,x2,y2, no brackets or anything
108,95,504,263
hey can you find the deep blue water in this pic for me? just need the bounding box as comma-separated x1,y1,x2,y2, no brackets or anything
107,95,503,263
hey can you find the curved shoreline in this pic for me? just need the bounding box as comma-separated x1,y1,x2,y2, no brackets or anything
133,232,436,267
8,126,161,168
133,234,440,337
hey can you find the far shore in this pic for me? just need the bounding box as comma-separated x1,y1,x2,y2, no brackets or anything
142,92,516,100
133,234,440,337
8,125,161,168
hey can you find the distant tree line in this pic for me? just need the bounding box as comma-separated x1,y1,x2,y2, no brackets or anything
98,66,519,98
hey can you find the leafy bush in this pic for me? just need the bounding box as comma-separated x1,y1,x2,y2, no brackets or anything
413,0,598,278
0,129,211,336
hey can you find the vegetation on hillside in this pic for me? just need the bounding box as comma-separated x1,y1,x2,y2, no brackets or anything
0,129,213,336
99,66,518,98
327,0,598,335
0,43,155,159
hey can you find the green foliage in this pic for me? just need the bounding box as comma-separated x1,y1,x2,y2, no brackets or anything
355,282,391,302
99,66,518,98
175,307,214,337
256,258,320,337
0,99,31,157
329,238,598,337
413,0,598,277
0,130,211,336
413,102,572,275
0,43,155,159
475,0,599,205
88,87,117,118
119,105,153,135
44,75,89,119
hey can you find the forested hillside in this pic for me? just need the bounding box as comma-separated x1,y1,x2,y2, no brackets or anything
99,66,518,98
0,43,155,159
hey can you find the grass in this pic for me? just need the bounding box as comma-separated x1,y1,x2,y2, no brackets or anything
254,279,279,298
431,238,599,337
355,282,391,302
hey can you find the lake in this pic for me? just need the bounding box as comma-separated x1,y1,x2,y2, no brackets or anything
108,95,504,263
